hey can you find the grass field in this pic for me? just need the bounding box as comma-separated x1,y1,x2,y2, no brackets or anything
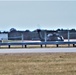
0,53,76,75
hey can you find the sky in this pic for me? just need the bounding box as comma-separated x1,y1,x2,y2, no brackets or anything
0,0,76,31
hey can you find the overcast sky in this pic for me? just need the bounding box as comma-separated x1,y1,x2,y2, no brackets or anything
0,1,76,31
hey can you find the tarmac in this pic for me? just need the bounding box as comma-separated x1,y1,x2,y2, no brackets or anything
0,48,76,53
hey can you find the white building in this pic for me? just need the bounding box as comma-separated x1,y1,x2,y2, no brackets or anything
0,34,8,42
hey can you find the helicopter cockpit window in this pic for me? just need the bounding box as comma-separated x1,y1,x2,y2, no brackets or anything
47,34,53,37
57,37,61,40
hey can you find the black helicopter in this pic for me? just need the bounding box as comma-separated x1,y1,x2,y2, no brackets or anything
37,29,64,42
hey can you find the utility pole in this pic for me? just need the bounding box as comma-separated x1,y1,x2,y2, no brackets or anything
21,33,24,48
44,30,47,42
44,30,47,47
68,29,70,47
22,33,24,42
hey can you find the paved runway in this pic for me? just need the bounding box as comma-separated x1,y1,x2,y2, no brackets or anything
0,48,76,53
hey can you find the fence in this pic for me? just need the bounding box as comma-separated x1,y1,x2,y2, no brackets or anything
0,30,76,48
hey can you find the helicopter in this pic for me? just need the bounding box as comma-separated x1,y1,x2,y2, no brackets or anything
37,29,64,42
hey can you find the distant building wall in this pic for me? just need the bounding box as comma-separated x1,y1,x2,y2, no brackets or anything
8,31,21,40
8,31,39,40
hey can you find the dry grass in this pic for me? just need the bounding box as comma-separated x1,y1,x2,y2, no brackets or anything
0,53,76,75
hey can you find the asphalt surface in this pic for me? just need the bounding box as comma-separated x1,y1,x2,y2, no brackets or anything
0,48,76,53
